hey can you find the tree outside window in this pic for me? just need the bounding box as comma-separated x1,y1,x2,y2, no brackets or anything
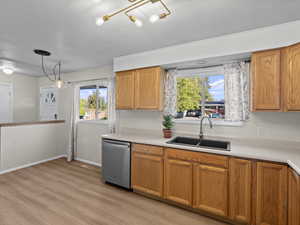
79,85,108,120
176,75,225,120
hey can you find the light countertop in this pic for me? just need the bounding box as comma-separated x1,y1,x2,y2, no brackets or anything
102,132,300,175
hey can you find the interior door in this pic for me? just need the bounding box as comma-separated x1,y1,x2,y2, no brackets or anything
0,83,13,123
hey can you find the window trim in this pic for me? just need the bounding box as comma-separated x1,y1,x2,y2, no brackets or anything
174,118,244,127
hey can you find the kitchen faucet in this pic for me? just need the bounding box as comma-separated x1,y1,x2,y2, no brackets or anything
199,115,213,141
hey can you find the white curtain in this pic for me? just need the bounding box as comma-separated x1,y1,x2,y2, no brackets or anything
223,62,250,122
67,85,80,161
98,78,116,133
107,78,116,133
164,69,178,116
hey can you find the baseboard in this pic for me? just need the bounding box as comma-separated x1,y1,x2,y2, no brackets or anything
75,157,102,167
0,155,67,175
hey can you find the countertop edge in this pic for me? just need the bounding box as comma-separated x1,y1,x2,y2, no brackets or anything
102,134,300,175
0,120,65,127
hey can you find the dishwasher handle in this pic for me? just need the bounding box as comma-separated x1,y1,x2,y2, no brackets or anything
103,139,131,147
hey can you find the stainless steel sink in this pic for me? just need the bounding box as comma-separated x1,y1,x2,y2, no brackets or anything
167,136,231,151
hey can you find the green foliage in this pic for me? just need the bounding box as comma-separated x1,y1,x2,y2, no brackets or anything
87,93,107,111
80,92,108,117
176,77,213,113
162,115,174,130
80,99,87,116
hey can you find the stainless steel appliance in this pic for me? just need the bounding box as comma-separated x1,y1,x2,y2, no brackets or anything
102,139,131,189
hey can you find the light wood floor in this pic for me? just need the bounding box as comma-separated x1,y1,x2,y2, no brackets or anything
0,158,228,225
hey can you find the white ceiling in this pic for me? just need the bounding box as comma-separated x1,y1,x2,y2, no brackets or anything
0,0,300,76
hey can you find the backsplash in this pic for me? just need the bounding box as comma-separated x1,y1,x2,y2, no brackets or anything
116,110,300,141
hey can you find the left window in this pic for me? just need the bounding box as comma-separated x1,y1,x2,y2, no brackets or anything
79,85,108,120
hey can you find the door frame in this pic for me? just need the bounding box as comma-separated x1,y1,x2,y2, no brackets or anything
0,82,13,122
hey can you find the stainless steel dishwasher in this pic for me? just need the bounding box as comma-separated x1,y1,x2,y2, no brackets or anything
102,139,131,189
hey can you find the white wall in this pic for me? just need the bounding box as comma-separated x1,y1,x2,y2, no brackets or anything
117,111,300,142
113,20,300,72
113,20,300,142
38,65,113,166
0,123,66,172
0,72,39,122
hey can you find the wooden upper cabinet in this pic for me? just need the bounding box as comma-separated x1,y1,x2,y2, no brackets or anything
288,168,300,225
251,49,282,111
116,66,164,110
135,67,164,110
285,43,300,111
229,158,252,225
116,70,135,109
255,162,288,225
131,144,164,197
164,157,193,206
193,164,229,217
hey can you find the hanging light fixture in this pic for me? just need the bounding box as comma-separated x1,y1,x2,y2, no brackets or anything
96,0,171,27
34,49,64,88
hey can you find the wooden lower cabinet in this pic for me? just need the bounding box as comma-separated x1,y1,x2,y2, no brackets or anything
193,164,229,217
131,146,164,197
255,162,288,225
164,158,193,206
288,168,300,225
229,158,252,224
130,144,298,225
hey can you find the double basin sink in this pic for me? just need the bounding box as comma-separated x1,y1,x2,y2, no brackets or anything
167,136,231,151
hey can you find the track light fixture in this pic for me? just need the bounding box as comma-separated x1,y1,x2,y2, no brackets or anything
96,0,171,27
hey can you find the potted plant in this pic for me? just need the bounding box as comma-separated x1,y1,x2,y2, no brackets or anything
162,115,174,138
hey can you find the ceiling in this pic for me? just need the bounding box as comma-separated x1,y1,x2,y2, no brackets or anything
0,0,300,76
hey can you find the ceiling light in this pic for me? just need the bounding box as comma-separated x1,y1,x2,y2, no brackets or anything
2,67,14,75
34,49,64,89
95,0,171,27
96,15,109,26
129,16,143,27
149,14,159,23
56,79,64,89
150,13,168,23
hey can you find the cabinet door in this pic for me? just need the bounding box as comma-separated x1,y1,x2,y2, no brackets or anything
252,50,281,111
193,164,229,217
135,67,163,110
256,162,288,225
288,168,300,225
116,70,135,109
229,158,252,224
286,43,300,111
164,158,193,206
131,152,164,197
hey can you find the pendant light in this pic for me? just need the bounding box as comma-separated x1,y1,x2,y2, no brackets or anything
34,49,64,88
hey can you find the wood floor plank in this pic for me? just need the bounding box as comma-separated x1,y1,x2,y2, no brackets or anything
0,158,228,225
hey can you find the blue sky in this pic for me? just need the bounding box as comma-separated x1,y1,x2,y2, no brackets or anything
207,75,224,101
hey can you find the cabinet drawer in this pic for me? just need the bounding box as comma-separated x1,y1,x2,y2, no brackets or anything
133,144,164,156
165,148,228,168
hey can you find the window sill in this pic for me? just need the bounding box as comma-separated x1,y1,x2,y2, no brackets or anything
174,119,244,127
77,120,109,125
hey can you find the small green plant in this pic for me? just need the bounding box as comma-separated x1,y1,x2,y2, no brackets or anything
162,115,174,130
